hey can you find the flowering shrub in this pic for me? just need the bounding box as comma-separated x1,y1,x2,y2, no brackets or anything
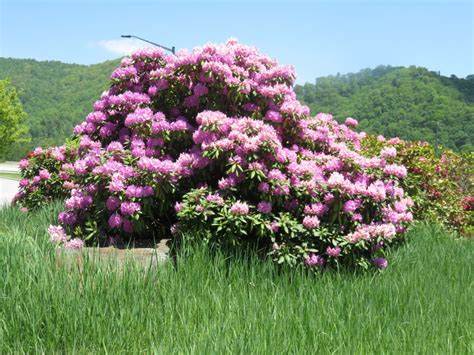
13,143,79,210
361,136,473,234
19,40,415,269
48,225,84,249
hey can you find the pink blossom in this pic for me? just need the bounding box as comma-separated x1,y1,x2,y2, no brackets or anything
304,254,325,267
19,159,29,169
372,257,388,269
108,175,126,192
230,201,250,215
170,223,179,236
273,185,290,196
268,169,286,181
270,221,280,232
257,201,272,214
74,160,88,175
58,211,77,226
380,147,397,159
174,202,183,213
86,111,107,124
48,225,68,244
206,194,224,205
108,213,123,228
19,179,29,187
39,169,51,180
327,172,346,188
384,164,407,179
100,123,116,137
125,107,153,127
106,196,121,211
346,223,397,244
33,147,43,155
265,110,283,123
196,205,205,213
193,83,209,97
107,141,124,152
304,203,328,216
324,193,335,204
258,182,270,193
387,137,401,145
345,117,358,127
120,202,141,215
63,181,76,190
326,246,341,257
343,200,361,214
303,215,320,229
367,181,387,201
59,171,70,180
64,238,84,250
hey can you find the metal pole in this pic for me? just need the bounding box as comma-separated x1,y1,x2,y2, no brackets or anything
121,35,175,55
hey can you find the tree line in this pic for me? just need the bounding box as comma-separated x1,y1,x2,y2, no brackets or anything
0,59,473,160
295,65,474,152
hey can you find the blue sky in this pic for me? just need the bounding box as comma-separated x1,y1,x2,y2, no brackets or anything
0,0,472,84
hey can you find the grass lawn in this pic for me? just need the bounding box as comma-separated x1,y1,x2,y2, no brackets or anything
0,202,472,353
0,171,21,181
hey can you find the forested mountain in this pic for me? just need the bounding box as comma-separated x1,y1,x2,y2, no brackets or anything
295,66,474,152
0,58,472,160
0,57,120,159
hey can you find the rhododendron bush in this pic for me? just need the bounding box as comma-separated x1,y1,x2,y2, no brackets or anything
14,40,416,269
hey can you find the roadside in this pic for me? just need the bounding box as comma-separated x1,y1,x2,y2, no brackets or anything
0,162,20,181
0,177,18,207
0,161,20,173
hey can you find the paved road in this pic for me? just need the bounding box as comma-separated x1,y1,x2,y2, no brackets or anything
0,178,18,207
0,161,19,173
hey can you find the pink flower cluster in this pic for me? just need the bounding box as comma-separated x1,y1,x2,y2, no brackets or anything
47,225,84,249
304,254,326,267
345,223,397,244
230,201,250,215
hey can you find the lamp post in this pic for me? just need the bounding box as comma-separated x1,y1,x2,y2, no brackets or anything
121,35,175,55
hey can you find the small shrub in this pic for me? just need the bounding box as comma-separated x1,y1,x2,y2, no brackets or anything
361,136,473,233
14,142,78,210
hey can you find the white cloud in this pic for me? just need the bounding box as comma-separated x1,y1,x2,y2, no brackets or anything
95,39,155,55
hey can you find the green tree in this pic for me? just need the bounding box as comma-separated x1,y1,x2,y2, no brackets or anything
0,57,120,159
0,80,29,159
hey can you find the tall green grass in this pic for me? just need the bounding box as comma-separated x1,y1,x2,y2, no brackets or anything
0,203,472,353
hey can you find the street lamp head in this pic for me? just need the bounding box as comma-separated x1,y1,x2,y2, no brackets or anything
119,34,176,55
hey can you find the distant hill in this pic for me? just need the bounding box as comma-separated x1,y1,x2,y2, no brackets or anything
0,59,472,160
0,57,121,159
295,66,474,152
